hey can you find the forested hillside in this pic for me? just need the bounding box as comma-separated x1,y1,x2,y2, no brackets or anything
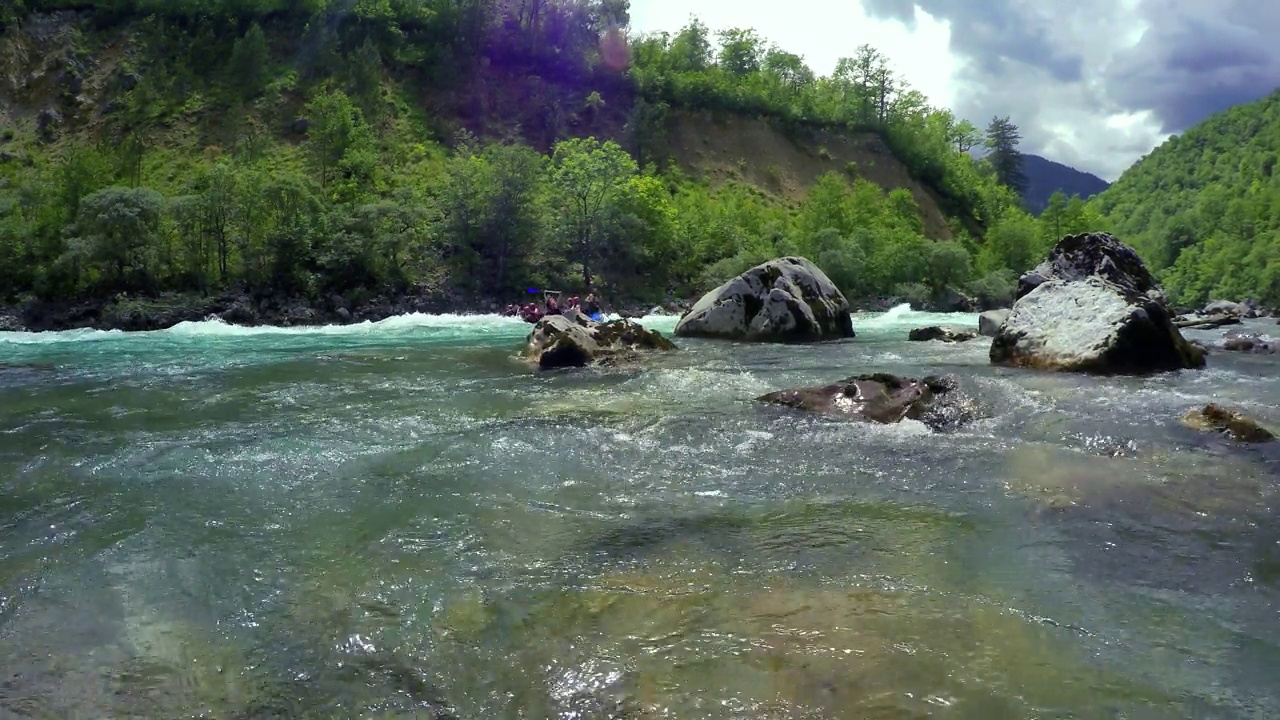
1091,90,1280,306
1021,154,1109,215
0,0,1088,323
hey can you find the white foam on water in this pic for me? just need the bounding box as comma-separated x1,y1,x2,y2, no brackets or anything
855,303,981,334
0,304,976,348
0,327,126,345
0,312,533,345
163,312,530,337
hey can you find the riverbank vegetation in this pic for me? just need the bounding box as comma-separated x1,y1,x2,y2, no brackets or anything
1,0,1104,315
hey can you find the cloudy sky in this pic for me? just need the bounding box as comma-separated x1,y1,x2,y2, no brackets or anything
629,0,1280,181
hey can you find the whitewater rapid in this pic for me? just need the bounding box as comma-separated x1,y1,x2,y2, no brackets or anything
0,303,975,346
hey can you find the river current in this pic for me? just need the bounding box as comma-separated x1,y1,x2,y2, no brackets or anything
1,306,1278,719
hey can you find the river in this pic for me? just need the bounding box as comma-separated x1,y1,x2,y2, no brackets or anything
2,306,1278,718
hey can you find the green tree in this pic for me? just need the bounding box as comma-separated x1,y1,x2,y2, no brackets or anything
228,22,269,100
1040,190,1070,240
55,148,114,221
922,241,972,294
117,133,146,188
951,118,981,153
668,18,712,72
550,137,638,288
762,48,814,93
985,116,1027,195
260,175,325,294
717,28,764,76
304,89,373,192
72,186,165,289
809,227,867,296
192,163,238,284
479,143,547,292
978,211,1041,274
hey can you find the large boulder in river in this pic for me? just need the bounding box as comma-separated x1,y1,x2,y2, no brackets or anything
990,233,1205,374
1016,231,1165,303
674,257,854,342
524,310,676,370
1202,299,1246,317
978,309,1010,337
758,373,978,431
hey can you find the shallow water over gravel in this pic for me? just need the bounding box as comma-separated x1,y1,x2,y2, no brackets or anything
2,307,1278,718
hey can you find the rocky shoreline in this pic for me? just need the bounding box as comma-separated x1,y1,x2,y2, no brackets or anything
0,290,479,334
0,285,1002,334
0,289,693,334
0,273,1267,336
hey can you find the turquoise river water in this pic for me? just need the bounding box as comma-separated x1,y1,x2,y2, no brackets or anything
1,306,1279,719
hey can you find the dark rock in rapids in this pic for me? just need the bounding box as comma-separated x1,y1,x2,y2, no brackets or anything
991,232,1204,374
524,309,676,370
1220,334,1276,354
1182,404,1275,443
978,309,1010,337
757,373,978,431
908,325,977,343
674,256,854,342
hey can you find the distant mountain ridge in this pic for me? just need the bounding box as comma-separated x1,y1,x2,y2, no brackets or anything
1021,154,1111,214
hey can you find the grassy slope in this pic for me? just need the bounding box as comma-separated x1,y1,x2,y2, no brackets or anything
667,113,952,240
0,10,954,244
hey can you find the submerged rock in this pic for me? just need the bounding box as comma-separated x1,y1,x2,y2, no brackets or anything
674,256,854,342
991,233,1204,374
1182,404,1275,443
908,325,977,343
978,309,1010,337
757,372,977,431
524,310,676,370
1220,334,1276,354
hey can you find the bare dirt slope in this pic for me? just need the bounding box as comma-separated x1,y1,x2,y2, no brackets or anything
668,112,953,240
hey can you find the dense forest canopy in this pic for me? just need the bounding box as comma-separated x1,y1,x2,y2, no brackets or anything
1,0,1108,312
1088,90,1280,306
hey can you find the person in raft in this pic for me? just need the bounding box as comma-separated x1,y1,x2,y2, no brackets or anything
544,294,561,315
581,293,601,319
